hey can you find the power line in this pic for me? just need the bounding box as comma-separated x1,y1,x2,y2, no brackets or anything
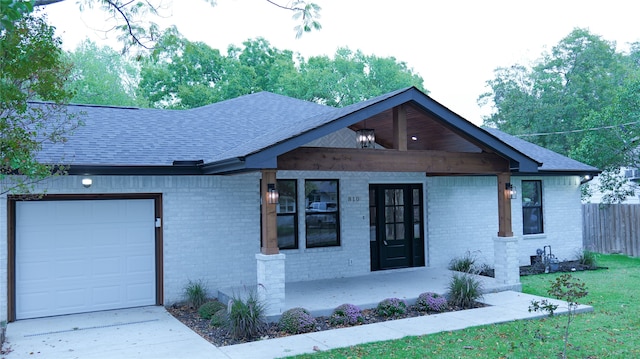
514,120,640,138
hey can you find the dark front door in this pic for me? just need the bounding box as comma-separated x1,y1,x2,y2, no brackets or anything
369,184,425,271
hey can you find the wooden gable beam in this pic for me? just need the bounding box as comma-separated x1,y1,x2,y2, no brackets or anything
392,105,407,151
278,147,510,174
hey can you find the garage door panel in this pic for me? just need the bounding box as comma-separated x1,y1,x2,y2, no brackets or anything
15,199,157,320
127,283,155,301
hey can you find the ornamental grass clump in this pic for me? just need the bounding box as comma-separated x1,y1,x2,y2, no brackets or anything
448,251,477,273
226,291,266,340
416,292,448,312
576,249,598,268
184,279,208,309
330,303,364,326
447,272,483,309
278,307,316,334
376,298,407,318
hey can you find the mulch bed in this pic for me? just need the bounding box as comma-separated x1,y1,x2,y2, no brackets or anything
519,260,603,276
167,301,486,347
168,262,606,347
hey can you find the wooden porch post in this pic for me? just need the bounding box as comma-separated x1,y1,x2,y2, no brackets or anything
261,169,279,255
497,172,513,237
392,105,407,151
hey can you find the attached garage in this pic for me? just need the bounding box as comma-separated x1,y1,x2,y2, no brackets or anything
9,195,162,320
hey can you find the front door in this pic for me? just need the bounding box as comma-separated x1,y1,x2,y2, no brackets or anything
369,184,425,271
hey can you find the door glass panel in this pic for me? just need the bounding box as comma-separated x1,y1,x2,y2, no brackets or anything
394,206,404,222
386,223,395,238
395,223,404,239
369,207,377,242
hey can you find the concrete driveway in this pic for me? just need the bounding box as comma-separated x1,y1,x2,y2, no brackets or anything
1,306,227,359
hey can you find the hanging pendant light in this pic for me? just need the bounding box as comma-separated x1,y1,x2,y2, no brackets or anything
356,118,375,149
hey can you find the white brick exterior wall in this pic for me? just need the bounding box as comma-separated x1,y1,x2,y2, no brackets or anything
0,172,584,321
426,176,499,268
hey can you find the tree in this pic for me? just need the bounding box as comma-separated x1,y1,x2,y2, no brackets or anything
66,39,141,106
2,0,321,51
288,48,427,107
480,28,640,202
1,14,82,194
138,34,427,109
138,27,233,109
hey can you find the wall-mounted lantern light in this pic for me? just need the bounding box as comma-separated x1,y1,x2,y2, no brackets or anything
82,177,93,188
267,183,279,204
506,183,516,199
356,128,375,148
580,174,594,184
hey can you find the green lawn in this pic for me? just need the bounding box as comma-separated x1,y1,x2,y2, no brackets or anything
287,254,640,359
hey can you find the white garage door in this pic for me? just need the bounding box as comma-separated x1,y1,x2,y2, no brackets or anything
15,199,157,320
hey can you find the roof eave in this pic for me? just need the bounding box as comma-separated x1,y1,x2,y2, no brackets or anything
67,164,203,176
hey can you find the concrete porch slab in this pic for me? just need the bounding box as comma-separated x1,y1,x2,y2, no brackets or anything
220,266,520,319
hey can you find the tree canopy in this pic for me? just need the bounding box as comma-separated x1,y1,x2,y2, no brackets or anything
66,39,141,106
138,30,427,109
0,14,82,194
480,28,640,202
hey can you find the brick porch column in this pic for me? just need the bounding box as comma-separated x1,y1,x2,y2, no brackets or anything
493,236,521,290
256,253,286,316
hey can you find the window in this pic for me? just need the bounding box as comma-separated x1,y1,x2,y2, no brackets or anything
522,180,543,235
276,180,298,249
305,180,339,247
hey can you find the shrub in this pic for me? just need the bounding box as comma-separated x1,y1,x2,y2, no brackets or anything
226,291,266,339
447,272,483,309
529,274,588,359
376,298,407,318
198,300,226,320
448,251,477,273
210,308,227,328
278,307,316,334
576,249,598,267
415,292,448,312
184,279,208,309
330,303,364,326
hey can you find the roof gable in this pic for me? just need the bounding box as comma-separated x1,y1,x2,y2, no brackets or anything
32,87,597,176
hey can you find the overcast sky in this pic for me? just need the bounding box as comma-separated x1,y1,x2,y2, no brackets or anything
44,0,640,125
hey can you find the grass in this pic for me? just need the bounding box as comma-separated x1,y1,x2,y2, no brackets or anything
286,254,640,359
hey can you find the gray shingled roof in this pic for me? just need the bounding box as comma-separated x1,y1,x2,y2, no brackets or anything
39,92,335,166
33,87,598,175
483,127,599,173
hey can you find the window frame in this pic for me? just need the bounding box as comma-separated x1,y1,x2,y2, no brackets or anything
304,179,340,248
522,180,544,235
276,179,298,250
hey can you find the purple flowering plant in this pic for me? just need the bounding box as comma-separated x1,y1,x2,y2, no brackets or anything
416,292,448,312
330,303,364,326
278,307,316,334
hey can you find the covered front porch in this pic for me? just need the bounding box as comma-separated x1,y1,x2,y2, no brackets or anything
220,265,521,319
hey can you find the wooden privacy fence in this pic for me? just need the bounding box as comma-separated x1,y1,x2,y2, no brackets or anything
582,204,640,257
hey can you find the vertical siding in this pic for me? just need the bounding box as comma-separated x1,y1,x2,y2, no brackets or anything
583,204,640,257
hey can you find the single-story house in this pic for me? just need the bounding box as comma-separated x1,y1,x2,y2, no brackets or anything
0,87,599,321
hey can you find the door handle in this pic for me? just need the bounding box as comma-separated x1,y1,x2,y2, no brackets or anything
383,240,388,246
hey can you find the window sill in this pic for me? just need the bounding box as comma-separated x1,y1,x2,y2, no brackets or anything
304,245,342,253
523,233,547,240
